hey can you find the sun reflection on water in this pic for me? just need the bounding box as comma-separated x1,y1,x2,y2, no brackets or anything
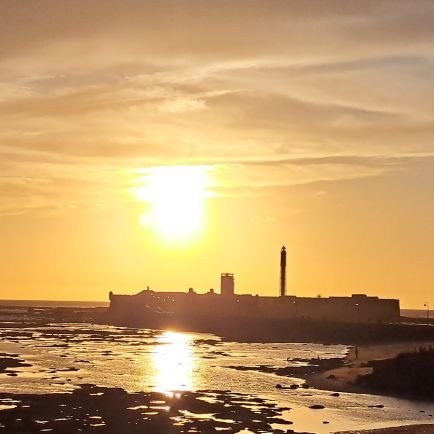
152,331,196,395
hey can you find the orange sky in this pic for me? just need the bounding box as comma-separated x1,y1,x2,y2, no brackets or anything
0,1,433,308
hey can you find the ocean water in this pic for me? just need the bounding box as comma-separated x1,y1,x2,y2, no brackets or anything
0,323,433,433
402,309,434,319
0,300,108,308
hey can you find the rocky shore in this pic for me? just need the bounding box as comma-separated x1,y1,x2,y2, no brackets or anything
1,314,434,433
0,384,294,433
3,305,434,347
336,425,434,434
308,342,434,401
105,310,434,345
224,341,434,403
356,347,434,400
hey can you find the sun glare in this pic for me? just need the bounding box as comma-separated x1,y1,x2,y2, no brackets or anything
152,331,196,394
134,166,213,242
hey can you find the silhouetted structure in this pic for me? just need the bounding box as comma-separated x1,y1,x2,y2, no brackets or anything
221,273,234,297
280,246,286,297
109,247,400,325
109,290,400,324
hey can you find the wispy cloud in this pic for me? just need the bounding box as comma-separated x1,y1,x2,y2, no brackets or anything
0,0,433,214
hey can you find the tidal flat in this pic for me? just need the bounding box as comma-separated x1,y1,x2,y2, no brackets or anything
0,322,433,433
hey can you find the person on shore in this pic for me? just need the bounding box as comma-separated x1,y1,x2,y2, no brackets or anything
355,346,359,360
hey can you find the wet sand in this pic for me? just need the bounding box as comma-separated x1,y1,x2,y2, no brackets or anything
308,341,434,395
336,424,434,434
0,384,294,433
1,322,434,433
0,352,31,374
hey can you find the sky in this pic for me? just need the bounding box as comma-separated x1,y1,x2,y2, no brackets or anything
0,1,433,308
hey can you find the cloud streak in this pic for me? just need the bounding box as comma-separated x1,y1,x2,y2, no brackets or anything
0,1,433,214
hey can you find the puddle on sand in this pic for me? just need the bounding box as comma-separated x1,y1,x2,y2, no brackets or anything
0,405,17,411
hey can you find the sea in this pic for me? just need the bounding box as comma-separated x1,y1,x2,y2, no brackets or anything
0,300,433,433
0,300,109,308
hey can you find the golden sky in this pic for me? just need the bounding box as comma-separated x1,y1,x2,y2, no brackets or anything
0,1,433,308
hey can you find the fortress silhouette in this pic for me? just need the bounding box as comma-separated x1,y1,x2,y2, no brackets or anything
109,247,400,325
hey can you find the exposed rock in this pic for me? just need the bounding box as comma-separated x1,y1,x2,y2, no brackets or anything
356,349,434,400
0,384,290,433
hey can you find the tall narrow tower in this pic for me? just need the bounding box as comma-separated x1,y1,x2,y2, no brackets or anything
280,246,286,297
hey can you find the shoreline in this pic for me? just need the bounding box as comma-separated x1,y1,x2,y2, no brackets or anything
309,342,434,433
308,341,434,397
335,424,434,433
1,321,434,433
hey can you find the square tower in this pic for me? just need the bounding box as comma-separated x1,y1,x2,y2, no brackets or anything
221,273,234,296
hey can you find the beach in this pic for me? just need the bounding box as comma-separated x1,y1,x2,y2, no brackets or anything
1,320,434,433
309,341,434,395
336,425,434,434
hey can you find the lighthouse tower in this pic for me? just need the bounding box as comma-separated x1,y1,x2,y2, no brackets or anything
280,246,287,297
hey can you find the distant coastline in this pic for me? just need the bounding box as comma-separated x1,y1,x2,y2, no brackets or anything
402,309,434,319
0,299,431,317
0,299,109,308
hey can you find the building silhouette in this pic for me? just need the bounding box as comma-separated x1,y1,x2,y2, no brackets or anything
109,246,400,324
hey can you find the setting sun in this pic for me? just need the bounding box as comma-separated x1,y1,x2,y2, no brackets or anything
2,2,434,433
134,166,213,243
